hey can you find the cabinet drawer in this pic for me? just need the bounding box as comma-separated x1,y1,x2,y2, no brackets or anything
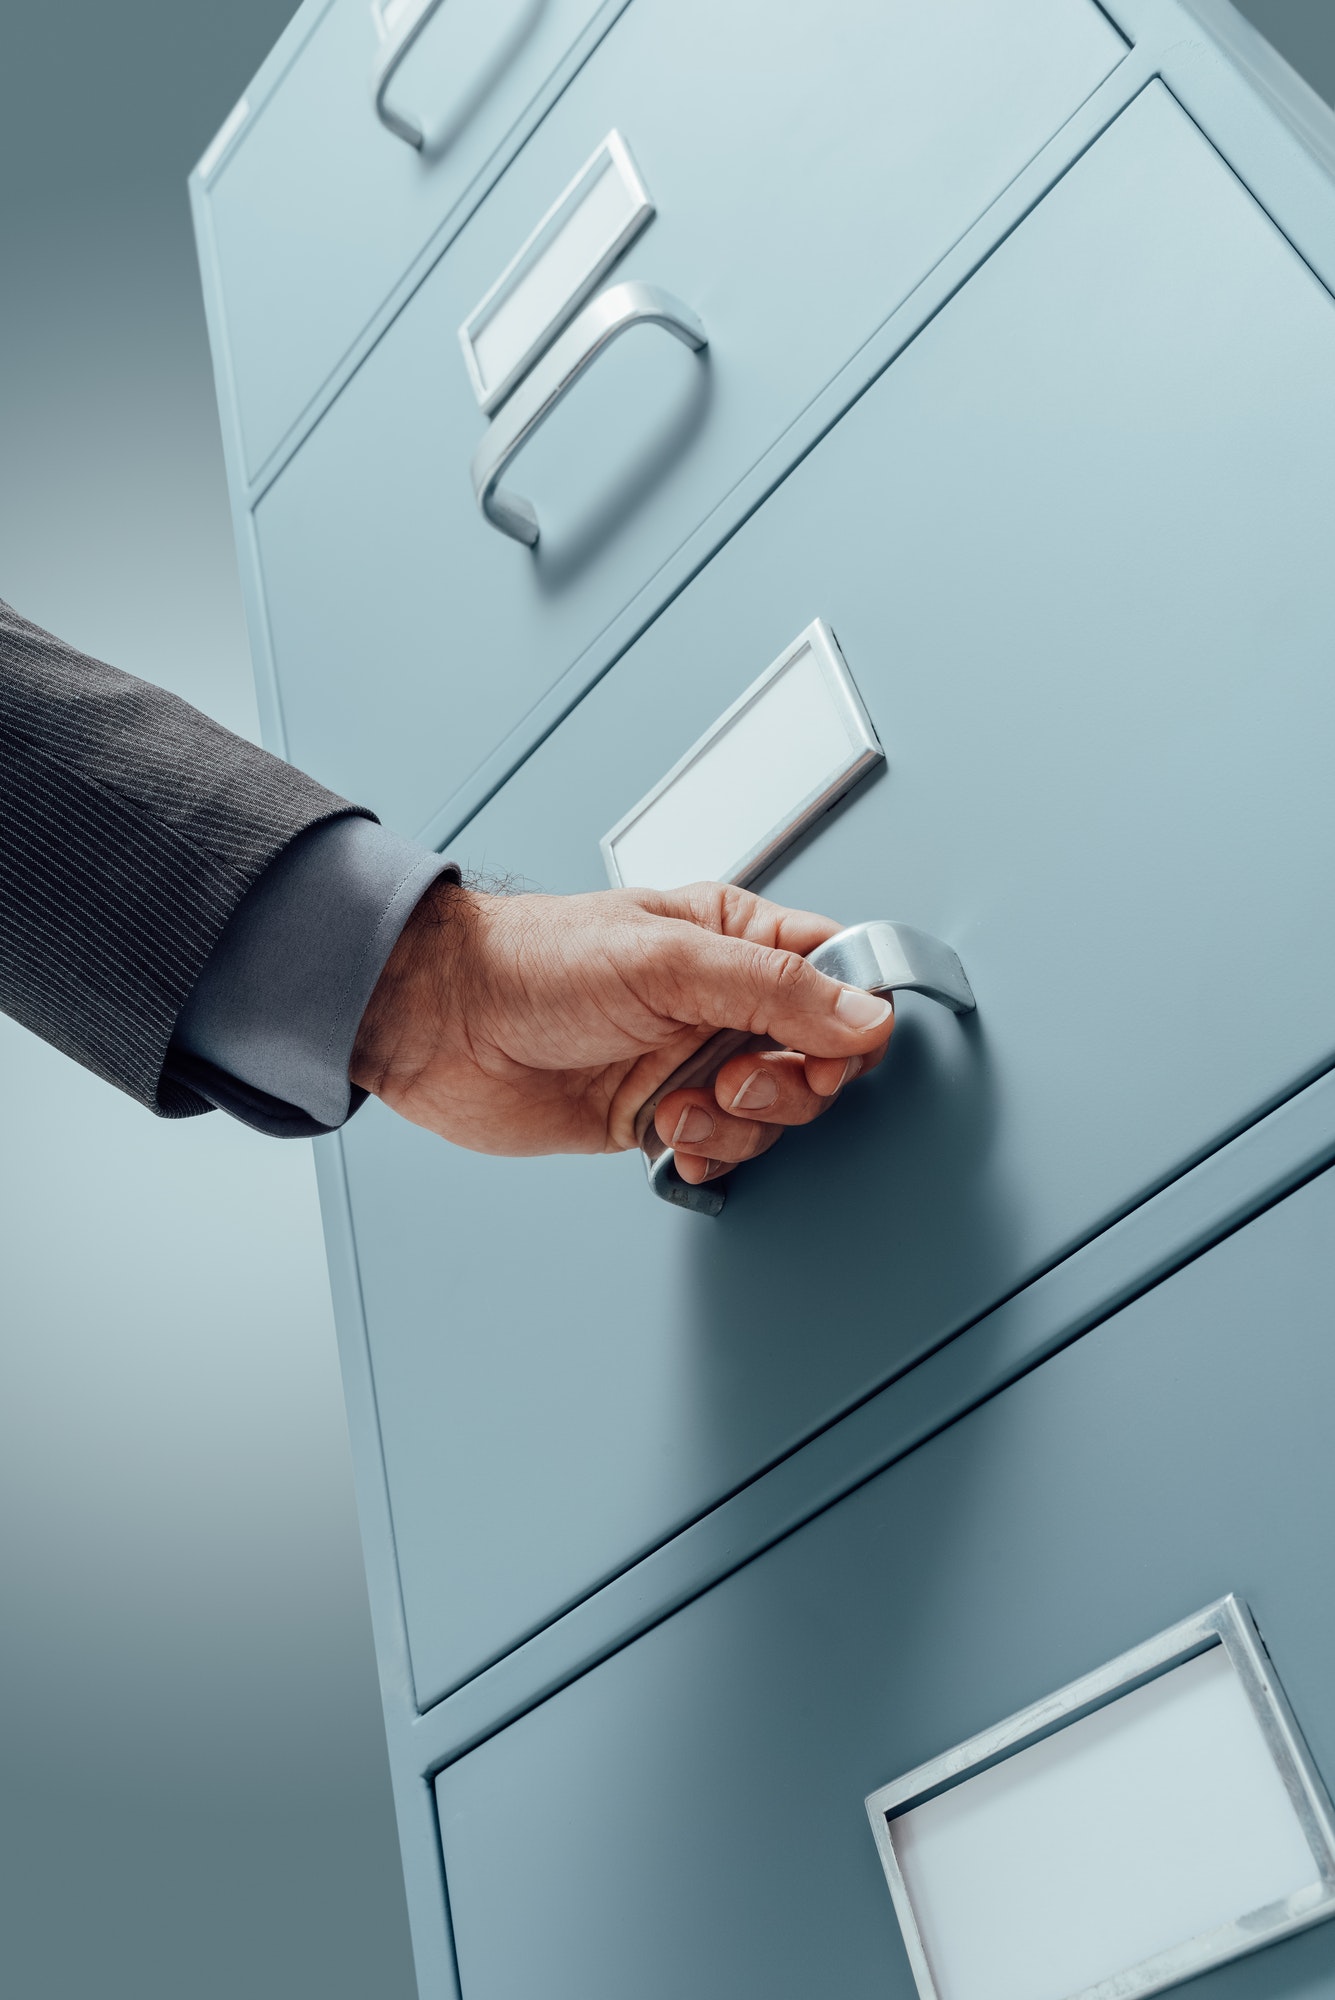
342,84,1335,1708
198,0,619,481
437,1164,1335,2000
257,0,1124,834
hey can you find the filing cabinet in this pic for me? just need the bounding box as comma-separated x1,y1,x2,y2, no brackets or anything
436,1163,1335,2000
191,3,1335,1996
200,0,625,480
344,79,1335,1707
249,0,1125,835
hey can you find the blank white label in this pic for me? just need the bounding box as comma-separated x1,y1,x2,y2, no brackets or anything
890,1646,1321,2000
459,132,653,413
601,621,882,890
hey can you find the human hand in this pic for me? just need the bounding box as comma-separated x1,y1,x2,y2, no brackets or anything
350,879,894,1188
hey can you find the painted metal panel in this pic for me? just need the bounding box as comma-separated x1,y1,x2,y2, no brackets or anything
404,1058,1335,1772
436,1164,1335,2000
254,0,1125,835
201,0,622,480
340,83,1335,1707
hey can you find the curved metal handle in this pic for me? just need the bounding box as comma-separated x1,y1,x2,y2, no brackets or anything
470,280,708,545
635,921,976,1217
372,0,448,149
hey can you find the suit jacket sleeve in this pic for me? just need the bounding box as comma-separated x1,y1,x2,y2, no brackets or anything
0,596,370,1119
168,814,455,1137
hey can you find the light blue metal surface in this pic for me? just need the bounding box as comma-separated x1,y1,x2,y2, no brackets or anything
410,1,1335,857
199,0,624,479
403,1055,1335,1774
254,0,1124,834
189,5,1335,1994
435,1164,1335,2000
310,1139,462,1999
340,81,1335,1708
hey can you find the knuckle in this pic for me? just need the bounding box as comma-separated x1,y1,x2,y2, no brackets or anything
680,880,732,929
718,883,762,935
769,948,812,1001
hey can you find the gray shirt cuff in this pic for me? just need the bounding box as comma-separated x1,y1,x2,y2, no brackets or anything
171,815,457,1131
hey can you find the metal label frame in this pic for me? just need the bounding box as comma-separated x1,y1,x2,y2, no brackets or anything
600,619,884,891
865,1596,1335,2000
458,129,654,415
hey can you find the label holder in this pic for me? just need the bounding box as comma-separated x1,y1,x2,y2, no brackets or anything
459,130,654,415
600,619,884,892
865,1596,1335,2000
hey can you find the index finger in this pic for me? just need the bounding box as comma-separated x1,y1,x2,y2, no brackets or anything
632,881,845,959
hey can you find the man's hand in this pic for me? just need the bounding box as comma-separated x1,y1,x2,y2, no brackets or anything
351,880,894,1188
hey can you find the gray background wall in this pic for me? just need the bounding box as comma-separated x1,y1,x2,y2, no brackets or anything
0,4,417,1997
0,3,1329,1998
1233,0,1335,106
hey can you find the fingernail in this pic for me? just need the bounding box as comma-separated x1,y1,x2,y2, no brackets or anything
730,1070,779,1112
836,987,893,1031
672,1106,715,1146
811,1053,863,1098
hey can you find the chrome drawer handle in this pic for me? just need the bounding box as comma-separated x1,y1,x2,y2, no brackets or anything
371,0,447,149
633,921,976,1217
471,280,708,546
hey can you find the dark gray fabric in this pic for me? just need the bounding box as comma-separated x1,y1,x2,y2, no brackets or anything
0,597,370,1119
167,1048,371,1138
172,814,455,1131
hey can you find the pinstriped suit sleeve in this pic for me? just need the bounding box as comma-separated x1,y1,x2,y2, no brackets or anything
0,596,371,1119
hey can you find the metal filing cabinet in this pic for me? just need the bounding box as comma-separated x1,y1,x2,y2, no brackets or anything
192,4,1335,1996
436,1163,1335,2000
238,0,1125,834
198,0,628,481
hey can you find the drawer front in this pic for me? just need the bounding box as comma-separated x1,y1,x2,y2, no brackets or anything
437,1163,1335,2000
202,0,618,480
343,83,1335,1707
256,0,1124,834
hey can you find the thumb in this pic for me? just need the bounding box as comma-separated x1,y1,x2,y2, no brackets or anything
661,924,894,1059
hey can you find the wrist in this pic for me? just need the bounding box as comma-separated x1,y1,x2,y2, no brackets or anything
350,876,475,1100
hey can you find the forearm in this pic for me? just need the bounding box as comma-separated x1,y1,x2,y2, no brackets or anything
349,873,473,1103
0,597,370,1117
171,817,457,1135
